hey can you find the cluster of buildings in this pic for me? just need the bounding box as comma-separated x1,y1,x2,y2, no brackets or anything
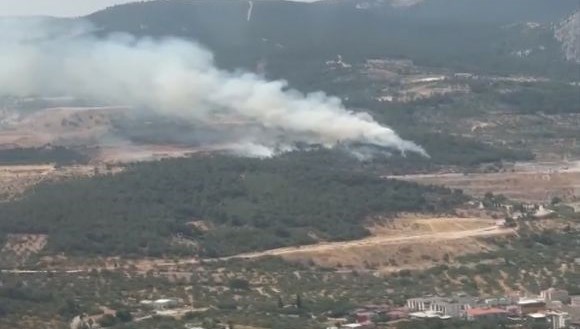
329,288,580,329
405,288,580,329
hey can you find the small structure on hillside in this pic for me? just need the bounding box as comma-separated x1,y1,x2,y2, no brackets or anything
140,298,181,311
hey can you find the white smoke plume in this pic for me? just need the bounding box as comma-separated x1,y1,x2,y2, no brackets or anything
0,18,426,157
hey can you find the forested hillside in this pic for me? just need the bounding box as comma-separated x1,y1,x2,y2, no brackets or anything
87,0,579,79
0,151,466,257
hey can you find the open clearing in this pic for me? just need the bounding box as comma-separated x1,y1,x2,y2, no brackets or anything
0,164,121,201
221,217,514,272
2,217,513,274
0,234,48,267
391,160,580,203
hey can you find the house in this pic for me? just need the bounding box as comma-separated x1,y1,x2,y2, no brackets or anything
483,297,511,307
546,311,570,329
466,308,508,321
518,299,546,315
340,323,373,329
541,288,569,303
571,296,580,307
527,313,547,325
154,298,180,310
510,211,525,220
523,203,537,211
548,301,565,310
533,205,554,218
406,295,478,317
409,311,452,320
140,298,181,311
495,219,507,227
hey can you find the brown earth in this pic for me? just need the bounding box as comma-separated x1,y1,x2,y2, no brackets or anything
0,164,122,201
0,234,48,267
0,106,127,149
220,216,514,272
391,160,580,203
2,216,513,275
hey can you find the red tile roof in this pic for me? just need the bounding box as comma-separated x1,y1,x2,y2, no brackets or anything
467,308,508,317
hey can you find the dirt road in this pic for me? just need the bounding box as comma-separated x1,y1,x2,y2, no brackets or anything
1,221,512,274
219,225,513,261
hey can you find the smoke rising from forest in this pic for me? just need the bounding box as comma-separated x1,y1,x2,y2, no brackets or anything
0,18,426,157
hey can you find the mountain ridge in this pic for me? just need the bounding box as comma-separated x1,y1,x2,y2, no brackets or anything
84,0,579,79
556,10,580,63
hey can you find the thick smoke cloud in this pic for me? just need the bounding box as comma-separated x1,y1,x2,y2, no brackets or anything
0,18,426,157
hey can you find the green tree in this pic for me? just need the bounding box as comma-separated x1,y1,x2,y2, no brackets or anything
115,309,133,322
229,278,250,290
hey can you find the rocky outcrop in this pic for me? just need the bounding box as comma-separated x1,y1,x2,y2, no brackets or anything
70,315,94,329
555,11,580,63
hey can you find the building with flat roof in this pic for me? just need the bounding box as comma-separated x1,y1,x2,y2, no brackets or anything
406,295,478,318
547,311,569,329
409,311,452,320
518,299,546,315
541,288,569,303
466,307,508,321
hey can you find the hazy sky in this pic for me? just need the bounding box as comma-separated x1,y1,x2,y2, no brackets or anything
0,0,139,17
0,0,321,17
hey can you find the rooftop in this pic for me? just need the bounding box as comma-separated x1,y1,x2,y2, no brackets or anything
467,308,508,317
518,299,545,305
528,313,547,319
410,311,452,320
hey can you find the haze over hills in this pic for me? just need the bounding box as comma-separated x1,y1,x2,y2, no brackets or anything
87,0,579,78
557,10,580,63
1,2,580,329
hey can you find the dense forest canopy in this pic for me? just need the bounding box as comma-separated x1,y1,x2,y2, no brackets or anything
0,151,466,257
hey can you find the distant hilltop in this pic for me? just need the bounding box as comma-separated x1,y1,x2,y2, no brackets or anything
556,11,580,63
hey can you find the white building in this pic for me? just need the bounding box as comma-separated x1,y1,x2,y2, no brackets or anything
406,296,476,317
547,311,570,329
541,288,569,303
140,298,181,311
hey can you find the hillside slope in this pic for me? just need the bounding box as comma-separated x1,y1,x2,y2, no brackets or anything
556,11,580,63
86,0,579,78
0,152,466,258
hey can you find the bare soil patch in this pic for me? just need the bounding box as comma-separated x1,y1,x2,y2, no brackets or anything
222,216,512,272
0,234,48,267
0,164,121,201
391,160,580,203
